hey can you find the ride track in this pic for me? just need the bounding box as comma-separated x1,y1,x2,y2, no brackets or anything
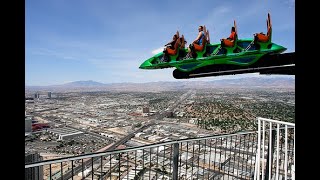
172,52,295,79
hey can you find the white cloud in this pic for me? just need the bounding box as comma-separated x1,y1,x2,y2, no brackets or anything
152,47,165,55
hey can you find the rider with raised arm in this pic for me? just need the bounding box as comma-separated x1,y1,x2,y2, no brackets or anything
184,25,206,59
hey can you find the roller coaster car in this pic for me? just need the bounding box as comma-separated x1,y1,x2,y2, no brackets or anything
139,13,288,79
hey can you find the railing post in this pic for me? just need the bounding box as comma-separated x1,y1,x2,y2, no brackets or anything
172,143,179,180
265,129,276,180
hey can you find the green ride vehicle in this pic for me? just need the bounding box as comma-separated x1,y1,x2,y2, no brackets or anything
139,13,292,79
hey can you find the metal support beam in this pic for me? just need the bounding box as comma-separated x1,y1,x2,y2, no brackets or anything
172,143,179,180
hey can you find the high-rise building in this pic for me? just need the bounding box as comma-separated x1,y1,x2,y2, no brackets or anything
25,152,43,180
25,115,32,134
34,93,40,99
48,92,51,99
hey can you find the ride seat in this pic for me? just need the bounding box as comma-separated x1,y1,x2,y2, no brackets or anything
220,33,238,54
193,34,206,51
255,26,271,42
192,34,207,58
255,13,272,43
222,32,237,47
166,39,181,56
167,36,185,61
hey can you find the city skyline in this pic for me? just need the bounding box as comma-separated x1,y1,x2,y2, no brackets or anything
25,88,295,179
26,0,295,86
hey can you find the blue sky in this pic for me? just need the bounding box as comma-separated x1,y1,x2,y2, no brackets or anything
26,0,295,86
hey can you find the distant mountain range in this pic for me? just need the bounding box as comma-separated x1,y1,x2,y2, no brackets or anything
25,77,295,93
62,80,106,87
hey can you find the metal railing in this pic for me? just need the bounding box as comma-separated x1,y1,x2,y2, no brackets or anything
25,117,295,180
254,117,295,180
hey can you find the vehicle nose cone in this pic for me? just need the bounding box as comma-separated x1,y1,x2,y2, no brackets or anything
139,58,153,69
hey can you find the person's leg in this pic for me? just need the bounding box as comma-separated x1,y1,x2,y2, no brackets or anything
161,48,170,62
163,53,169,62
220,39,225,47
187,47,191,53
253,34,257,44
184,44,193,59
